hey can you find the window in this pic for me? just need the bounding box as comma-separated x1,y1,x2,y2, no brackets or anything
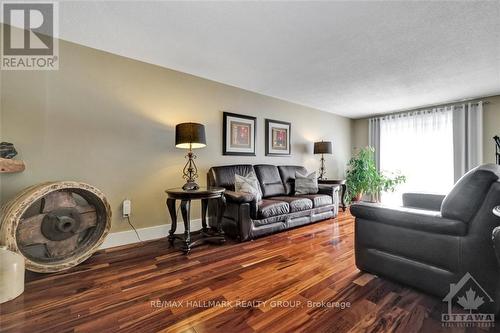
379,108,455,206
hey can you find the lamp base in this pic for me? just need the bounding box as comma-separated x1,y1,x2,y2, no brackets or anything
318,154,326,180
182,181,200,191
181,149,200,191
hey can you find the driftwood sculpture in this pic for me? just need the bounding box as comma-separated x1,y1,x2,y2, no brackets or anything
0,182,111,272
0,142,17,159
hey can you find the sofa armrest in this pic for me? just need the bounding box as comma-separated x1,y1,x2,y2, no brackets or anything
402,193,446,211
493,227,500,266
318,185,340,214
225,190,255,204
225,191,259,220
318,184,340,197
350,202,467,236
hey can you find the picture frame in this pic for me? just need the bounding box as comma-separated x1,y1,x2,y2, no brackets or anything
223,112,257,156
265,119,291,156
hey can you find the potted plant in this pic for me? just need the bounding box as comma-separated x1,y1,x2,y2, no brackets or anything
345,147,406,204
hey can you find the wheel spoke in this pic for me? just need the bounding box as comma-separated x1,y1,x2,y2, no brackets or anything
41,191,77,212
45,234,79,258
75,204,96,214
76,205,97,232
17,214,49,246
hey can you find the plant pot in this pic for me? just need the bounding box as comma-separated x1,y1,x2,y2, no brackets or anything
351,193,363,202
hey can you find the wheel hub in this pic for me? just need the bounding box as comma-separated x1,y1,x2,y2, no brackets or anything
41,208,81,241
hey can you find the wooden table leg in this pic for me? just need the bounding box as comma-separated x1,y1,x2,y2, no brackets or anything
341,184,347,212
180,200,191,254
201,198,208,232
166,198,177,245
217,194,226,234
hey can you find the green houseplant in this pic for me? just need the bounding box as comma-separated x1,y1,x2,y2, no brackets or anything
345,146,406,203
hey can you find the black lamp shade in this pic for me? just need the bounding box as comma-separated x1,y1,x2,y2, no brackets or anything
175,122,206,149
314,141,332,154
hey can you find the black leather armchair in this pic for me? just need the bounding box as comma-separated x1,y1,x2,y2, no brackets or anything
351,164,500,314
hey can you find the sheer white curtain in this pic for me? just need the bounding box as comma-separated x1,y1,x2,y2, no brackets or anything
379,108,455,206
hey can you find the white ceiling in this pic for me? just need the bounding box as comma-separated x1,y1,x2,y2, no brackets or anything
54,1,500,118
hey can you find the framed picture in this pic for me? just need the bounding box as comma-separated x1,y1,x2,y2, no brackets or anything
265,119,291,156
223,112,256,156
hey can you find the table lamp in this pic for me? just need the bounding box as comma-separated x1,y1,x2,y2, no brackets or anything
314,141,332,180
175,122,206,190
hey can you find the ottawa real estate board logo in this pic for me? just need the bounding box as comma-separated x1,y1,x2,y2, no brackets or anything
442,272,495,328
1,1,59,70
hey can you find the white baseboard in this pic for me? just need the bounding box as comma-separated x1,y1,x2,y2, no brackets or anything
99,218,203,249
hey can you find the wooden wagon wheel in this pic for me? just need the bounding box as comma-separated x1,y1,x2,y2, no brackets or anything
0,181,111,273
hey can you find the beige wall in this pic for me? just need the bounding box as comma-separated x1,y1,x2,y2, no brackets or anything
0,39,352,232
350,118,369,152
351,118,369,154
351,95,500,164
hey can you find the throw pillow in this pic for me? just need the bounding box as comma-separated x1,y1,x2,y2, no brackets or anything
295,171,319,195
235,172,262,201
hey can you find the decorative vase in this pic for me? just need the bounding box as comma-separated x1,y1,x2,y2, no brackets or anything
0,247,25,303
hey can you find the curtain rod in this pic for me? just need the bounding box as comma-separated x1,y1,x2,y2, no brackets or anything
368,98,491,120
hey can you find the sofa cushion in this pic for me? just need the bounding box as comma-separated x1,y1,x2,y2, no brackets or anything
296,194,333,208
278,165,308,195
295,171,319,195
208,165,255,191
441,164,500,222
257,199,290,219
254,165,286,198
267,196,313,213
235,172,262,201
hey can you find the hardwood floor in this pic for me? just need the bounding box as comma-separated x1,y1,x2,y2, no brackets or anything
0,211,497,333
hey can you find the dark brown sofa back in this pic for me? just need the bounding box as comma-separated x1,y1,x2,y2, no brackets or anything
278,165,308,195
254,165,286,198
207,164,255,191
208,164,312,197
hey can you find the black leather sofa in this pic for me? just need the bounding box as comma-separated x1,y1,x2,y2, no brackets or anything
351,164,500,314
207,164,339,241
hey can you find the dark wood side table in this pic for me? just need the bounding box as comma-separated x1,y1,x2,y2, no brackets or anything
494,206,500,218
318,179,347,212
165,187,226,254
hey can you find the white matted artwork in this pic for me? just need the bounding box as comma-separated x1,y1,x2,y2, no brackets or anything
265,119,291,156
223,112,256,156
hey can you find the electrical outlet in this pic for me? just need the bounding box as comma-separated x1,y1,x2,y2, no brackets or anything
122,199,131,217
